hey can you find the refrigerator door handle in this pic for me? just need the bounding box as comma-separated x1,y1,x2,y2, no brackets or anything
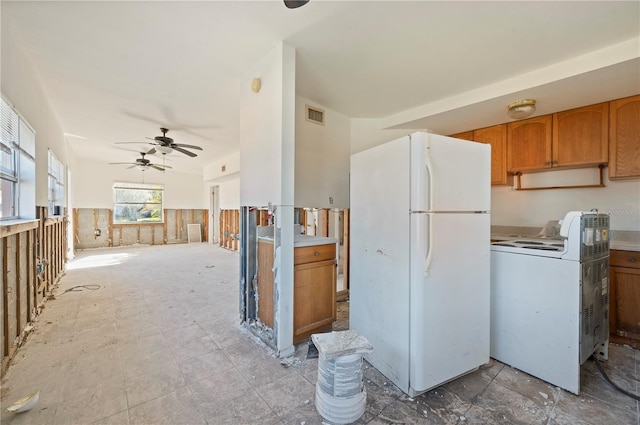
424,213,434,277
424,148,434,212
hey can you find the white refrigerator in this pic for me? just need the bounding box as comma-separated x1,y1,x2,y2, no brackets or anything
349,131,491,397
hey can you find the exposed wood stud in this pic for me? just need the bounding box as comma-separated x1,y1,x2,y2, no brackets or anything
108,209,113,247
163,209,168,244
2,237,9,356
16,234,21,336
203,209,209,243
93,209,98,239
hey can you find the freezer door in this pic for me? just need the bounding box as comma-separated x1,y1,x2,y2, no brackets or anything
410,133,491,213
409,212,490,394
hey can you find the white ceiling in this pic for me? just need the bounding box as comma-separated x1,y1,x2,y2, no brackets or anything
2,1,639,174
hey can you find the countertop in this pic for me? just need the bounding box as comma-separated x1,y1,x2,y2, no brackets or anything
258,234,338,248
610,241,640,252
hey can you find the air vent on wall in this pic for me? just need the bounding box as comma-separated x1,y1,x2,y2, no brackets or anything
306,105,325,125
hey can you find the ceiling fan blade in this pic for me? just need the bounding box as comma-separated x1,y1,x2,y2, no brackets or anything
116,141,155,145
284,0,309,8
127,164,137,169
172,143,203,150
172,146,197,157
147,147,157,155
108,162,136,165
150,165,166,171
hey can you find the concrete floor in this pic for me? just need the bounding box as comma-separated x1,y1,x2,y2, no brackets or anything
1,243,638,425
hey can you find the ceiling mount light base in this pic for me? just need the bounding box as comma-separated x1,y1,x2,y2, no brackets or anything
507,99,536,119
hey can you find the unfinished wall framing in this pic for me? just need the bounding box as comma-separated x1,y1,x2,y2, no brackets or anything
219,209,240,251
1,207,67,376
73,208,209,249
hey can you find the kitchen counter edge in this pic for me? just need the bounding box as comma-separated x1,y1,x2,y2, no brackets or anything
258,235,338,248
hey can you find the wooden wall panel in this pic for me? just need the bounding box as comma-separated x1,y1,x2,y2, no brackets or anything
74,208,208,249
2,215,63,374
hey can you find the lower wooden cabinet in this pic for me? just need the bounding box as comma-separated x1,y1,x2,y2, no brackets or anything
293,244,337,343
257,240,336,344
609,249,640,349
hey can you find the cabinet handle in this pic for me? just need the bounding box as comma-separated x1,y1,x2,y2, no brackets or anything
545,161,551,166
314,251,320,256
629,257,637,263
552,160,558,165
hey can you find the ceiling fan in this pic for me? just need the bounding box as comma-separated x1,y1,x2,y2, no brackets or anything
117,128,203,157
109,152,172,172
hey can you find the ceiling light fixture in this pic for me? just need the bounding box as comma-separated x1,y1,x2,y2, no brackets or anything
507,99,536,119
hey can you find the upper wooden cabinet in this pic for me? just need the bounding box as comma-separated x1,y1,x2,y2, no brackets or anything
552,102,608,168
507,103,608,173
507,115,552,173
473,124,512,186
609,95,640,179
450,129,511,185
450,131,474,141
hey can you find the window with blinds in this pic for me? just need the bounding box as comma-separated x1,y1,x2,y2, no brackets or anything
48,149,64,216
1,97,36,220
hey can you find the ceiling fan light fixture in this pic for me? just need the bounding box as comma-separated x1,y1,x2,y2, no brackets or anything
507,99,536,119
156,146,173,154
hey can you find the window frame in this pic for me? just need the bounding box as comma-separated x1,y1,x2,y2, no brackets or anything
1,96,36,221
113,182,164,224
48,149,65,216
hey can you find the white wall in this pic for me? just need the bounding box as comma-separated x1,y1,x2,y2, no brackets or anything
203,152,240,182
1,21,70,208
295,97,350,208
216,179,240,210
240,43,296,207
73,159,205,209
350,117,414,155
239,42,297,358
492,168,640,231
203,152,241,211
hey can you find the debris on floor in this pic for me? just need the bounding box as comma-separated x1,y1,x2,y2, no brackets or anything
307,340,319,359
6,390,40,413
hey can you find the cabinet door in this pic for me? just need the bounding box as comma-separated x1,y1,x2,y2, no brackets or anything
609,266,640,346
293,259,336,343
507,115,552,172
552,102,608,168
449,131,474,141
609,95,640,179
473,124,511,186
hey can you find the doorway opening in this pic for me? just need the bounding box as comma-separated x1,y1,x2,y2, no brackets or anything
209,186,219,244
